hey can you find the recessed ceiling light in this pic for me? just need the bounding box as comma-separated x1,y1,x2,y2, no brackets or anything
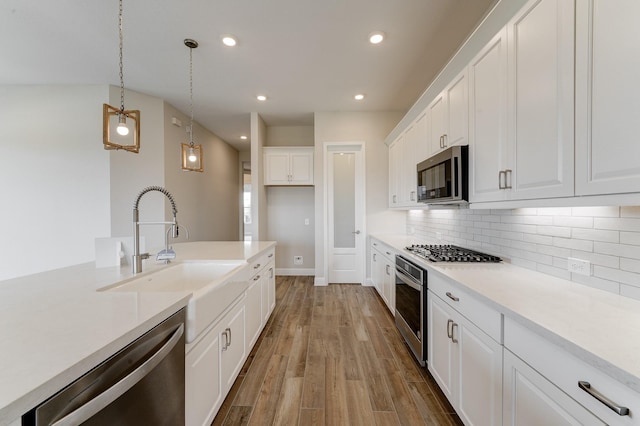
354,94,365,101
257,95,267,101
369,31,385,44
240,135,248,140
221,35,237,47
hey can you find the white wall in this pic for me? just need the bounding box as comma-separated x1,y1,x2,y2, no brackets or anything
163,102,239,243
266,125,314,147
109,86,166,251
0,86,111,280
314,111,406,283
407,206,640,300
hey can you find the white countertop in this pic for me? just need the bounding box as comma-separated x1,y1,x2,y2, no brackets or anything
0,240,275,425
371,233,640,394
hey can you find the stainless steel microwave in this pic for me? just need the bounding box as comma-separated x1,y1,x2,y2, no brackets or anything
417,145,468,204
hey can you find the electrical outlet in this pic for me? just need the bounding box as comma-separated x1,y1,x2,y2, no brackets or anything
304,218,310,225
568,257,591,276
294,256,303,265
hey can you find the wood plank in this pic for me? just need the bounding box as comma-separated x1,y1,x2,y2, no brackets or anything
373,411,402,426
354,339,395,411
272,377,303,425
232,336,276,406
379,357,426,426
218,406,252,426
324,357,349,425
285,325,310,378
406,380,462,424
380,326,424,383
362,316,394,359
345,380,376,426
301,354,326,409
246,354,289,426
338,326,363,380
298,408,324,426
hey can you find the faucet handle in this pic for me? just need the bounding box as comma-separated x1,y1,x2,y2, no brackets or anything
156,248,176,262
140,252,150,260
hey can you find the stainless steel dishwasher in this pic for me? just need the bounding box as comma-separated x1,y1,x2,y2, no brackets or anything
23,309,185,426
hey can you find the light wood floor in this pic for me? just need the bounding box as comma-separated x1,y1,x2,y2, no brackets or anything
212,276,463,426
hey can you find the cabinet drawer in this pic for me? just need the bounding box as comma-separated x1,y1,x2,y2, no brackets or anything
505,317,639,425
371,239,396,261
429,271,502,343
249,249,274,277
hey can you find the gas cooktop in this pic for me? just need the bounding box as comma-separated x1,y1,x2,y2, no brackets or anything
405,244,502,263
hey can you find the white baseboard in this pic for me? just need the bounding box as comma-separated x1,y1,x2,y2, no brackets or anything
314,276,328,286
275,268,315,276
363,278,374,287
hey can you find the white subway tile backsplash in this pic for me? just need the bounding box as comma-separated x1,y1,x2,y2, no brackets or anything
571,228,619,243
594,217,640,232
408,206,640,300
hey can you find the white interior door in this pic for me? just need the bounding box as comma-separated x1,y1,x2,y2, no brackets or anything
327,144,364,284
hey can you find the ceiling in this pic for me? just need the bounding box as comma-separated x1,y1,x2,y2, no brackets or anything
1,0,495,151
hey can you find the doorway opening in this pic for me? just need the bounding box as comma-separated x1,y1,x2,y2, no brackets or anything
242,161,252,241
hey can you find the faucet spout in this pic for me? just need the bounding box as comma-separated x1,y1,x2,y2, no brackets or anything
132,186,179,274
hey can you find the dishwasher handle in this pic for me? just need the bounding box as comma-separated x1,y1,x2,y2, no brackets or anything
52,323,184,426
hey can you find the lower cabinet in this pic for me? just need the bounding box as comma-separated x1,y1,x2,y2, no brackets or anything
503,349,605,426
262,264,276,323
370,239,395,314
428,290,502,426
186,299,245,426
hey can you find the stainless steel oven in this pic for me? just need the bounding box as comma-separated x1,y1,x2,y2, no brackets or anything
395,255,427,367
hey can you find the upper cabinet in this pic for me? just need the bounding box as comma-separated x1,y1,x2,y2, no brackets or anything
263,147,314,186
575,0,640,196
470,0,575,203
429,70,469,155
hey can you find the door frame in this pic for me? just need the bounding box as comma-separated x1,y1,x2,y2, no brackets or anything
322,141,366,285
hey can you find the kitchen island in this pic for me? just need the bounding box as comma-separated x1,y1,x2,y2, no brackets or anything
0,240,275,426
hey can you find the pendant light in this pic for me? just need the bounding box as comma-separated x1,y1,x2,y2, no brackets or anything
103,0,140,153
181,38,203,172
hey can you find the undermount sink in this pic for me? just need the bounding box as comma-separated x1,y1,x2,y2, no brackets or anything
104,261,249,343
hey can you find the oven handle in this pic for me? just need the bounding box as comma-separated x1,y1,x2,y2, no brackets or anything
395,266,422,291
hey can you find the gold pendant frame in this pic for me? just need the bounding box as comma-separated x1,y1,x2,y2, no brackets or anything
181,143,204,172
103,103,141,153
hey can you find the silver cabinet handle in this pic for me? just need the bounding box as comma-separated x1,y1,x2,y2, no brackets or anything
447,319,453,339
269,267,274,278
386,251,392,256
52,323,184,426
451,323,458,343
227,327,232,348
499,170,506,189
222,330,228,351
373,242,377,246
505,169,513,189
352,230,361,234
254,263,261,270
268,253,274,258
578,381,629,416
439,135,444,149
385,264,390,275
373,253,377,261
442,134,447,148
253,275,260,281
446,292,459,302
393,195,397,203
410,191,416,201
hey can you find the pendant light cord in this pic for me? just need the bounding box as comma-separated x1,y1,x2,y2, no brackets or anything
189,46,194,147
118,0,125,114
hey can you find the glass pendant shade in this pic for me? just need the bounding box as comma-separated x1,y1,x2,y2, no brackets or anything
103,104,140,152
181,143,203,172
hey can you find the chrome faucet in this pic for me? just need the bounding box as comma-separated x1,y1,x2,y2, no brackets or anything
132,186,179,274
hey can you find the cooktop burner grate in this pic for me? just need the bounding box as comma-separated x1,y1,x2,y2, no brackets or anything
405,244,502,263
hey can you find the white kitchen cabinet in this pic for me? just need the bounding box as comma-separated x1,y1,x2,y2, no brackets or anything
388,136,402,207
471,0,574,203
503,349,606,426
370,238,395,314
263,147,313,185
506,0,574,201
263,263,275,323
245,273,263,350
428,292,502,426
505,317,639,426
575,0,640,196
429,69,468,154
186,298,245,426
469,28,509,203
247,249,275,348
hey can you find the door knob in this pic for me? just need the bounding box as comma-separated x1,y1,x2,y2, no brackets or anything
352,230,361,234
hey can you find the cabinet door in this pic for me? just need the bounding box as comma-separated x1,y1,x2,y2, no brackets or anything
428,293,455,402
414,109,430,162
245,275,263,349
575,0,640,195
388,137,402,207
370,249,382,295
402,123,418,205
503,350,606,426
507,0,575,200
264,264,276,321
469,28,509,203
220,303,246,392
264,152,290,185
446,69,468,148
429,93,447,154
186,325,222,426
456,313,502,426
290,150,313,184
